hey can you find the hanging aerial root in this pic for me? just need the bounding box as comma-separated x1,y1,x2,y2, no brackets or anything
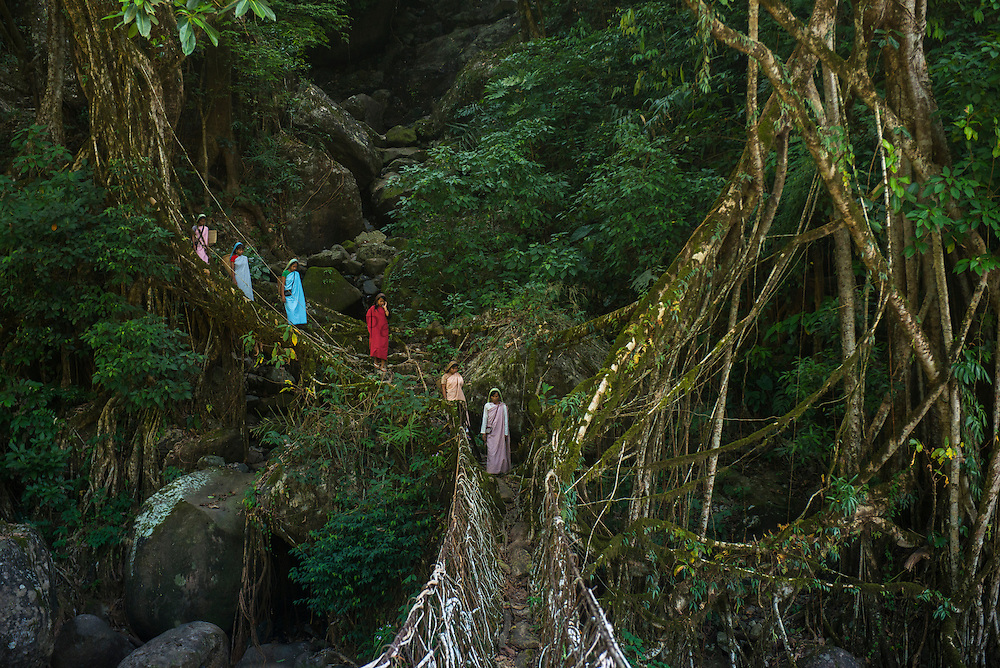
532,471,633,668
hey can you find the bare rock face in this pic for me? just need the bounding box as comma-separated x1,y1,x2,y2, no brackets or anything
0,523,57,668
51,614,137,668
118,622,229,668
124,468,253,641
290,83,383,188
278,136,366,257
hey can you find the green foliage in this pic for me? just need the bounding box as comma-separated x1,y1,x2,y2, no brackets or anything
0,380,133,555
0,381,78,513
82,314,204,412
231,0,350,87
0,126,176,376
107,0,277,55
620,629,672,667
825,475,867,518
390,6,739,314
289,456,446,652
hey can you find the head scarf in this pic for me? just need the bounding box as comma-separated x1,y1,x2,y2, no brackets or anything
192,213,207,232
230,242,243,264
375,292,387,304
283,258,299,277
447,360,460,373
489,387,503,403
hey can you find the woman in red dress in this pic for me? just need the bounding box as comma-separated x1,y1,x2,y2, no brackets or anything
366,293,390,373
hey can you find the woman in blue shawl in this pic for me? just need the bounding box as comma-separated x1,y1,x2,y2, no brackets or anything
281,258,307,325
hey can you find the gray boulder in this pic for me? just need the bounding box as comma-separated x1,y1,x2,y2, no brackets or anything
163,428,246,472
302,267,363,314
118,622,228,668
341,93,385,132
125,468,254,640
236,641,311,667
278,137,365,256
802,647,863,668
306,246,351,269
404,15,516,102
356,241,397,263
51,614,137,668
291,83,383,187
0,523,56,668
370,172,408,224
364,257,389,276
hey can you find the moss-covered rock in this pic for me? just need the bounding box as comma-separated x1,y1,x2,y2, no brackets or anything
465,335,608,451
124,468,253,641
258,464,342,546
0,522,56,668
385,124,418,147
302,267,362,314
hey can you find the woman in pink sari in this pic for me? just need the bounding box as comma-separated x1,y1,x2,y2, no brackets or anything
366,293,390,373
480,388,511,474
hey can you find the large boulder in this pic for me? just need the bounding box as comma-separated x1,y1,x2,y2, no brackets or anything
259,464,339,546
802,647,863,668
302,267,363,314
0,523,57,668
125,468,254,641
290,83,383,187
118,622,228,668
465,333,608,447
340,93,386,133
163,428,247,472
235,641,311,667
404,16,517,102
278,137,365,256
370,172,408,225
51,614,137,668
306,246,351,269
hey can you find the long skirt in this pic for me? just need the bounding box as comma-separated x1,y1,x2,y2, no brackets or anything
284,272,307,325
485,430,510,475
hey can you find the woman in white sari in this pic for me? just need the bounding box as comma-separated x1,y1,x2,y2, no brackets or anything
480,388,511,474
228,242,253,300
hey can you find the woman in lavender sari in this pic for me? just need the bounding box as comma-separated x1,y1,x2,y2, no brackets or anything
480,388,511,474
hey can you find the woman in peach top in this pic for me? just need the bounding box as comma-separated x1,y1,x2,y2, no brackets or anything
440,360,470,431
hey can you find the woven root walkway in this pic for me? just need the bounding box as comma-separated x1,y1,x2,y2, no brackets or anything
492,473,541,668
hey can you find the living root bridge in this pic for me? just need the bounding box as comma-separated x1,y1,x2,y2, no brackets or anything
363,431,505,667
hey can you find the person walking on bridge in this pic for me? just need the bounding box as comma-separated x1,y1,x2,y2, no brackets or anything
228,242,253,301
281,258,307,325
441,360,470,433
366,292,390,374
481,388,511,475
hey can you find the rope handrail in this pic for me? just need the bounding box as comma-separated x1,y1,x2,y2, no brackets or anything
534,470,634,668
362,430,504,667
